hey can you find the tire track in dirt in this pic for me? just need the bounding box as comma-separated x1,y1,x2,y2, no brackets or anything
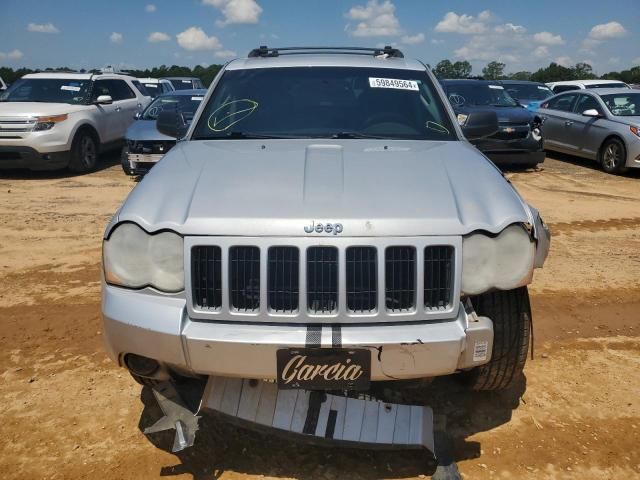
548,217,640,235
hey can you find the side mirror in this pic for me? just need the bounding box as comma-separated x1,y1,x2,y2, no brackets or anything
582,109,601,117
157,106,188,139
461,110,499,140
95,95,113,105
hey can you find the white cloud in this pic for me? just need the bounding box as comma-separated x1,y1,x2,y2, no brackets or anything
27,22,59,34
533,45,550,59
145,4,156,12
554,56,573,67
533,31,564,45
203,0,263,26
401,33,425,45
148,31,171,42
633,57,640,66
608,57,621,65
346,0,401,37
588,21,626,40
176,26,222,51
434,11,491,35
214,49,237,58
494,23,526,34
0,49,24,60
110,32,123,44
431,38,444,45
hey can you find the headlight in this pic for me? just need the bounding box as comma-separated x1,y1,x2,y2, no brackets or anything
462,224,535,295
32,114,68,131
103,223,184,292
630,126,640,138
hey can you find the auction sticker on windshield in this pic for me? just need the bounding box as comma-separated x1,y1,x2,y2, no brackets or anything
369,77,418,91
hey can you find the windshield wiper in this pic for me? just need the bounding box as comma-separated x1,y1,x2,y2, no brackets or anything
330,132,388,139
207,131,307,139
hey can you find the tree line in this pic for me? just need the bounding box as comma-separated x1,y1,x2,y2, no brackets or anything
2,60,639,86
0,64,223,87
432,59,640,84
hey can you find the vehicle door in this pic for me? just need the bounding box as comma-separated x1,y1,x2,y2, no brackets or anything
538,92,579,152
108,79,143,138
90,79,119,143
569,93,608,158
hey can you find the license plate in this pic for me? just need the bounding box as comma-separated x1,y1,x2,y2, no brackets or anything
276,348,371,391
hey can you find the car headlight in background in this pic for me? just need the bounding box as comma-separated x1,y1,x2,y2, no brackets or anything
103,223,184,292
462,224,535,296
630,125,640,138
32,114,68,131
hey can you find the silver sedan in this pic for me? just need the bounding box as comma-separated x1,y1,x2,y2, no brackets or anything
538,88,640,174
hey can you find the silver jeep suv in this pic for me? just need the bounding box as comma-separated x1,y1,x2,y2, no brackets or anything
102,47,549,399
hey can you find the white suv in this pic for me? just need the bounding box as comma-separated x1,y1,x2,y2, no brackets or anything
0,72,150,172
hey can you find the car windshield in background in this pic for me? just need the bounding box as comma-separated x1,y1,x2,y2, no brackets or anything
586,83,628,89
600,93,640,116
142,94,204,121
169,79,195,90
192,67,456,141
504,84,552,101
445,83,519,108
141,83,162,97
0,78,91,104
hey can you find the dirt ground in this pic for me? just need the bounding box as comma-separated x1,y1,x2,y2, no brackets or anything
0,152,639,480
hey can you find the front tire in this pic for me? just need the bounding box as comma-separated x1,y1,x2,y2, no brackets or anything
600,137,627,174
120,146,133,175
68,130,98,173
463,287,531,391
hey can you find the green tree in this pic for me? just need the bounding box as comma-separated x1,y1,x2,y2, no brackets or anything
451,60,472,79
574,62,597,79
482,61,506,80
433,59,472,79
509,71,532,81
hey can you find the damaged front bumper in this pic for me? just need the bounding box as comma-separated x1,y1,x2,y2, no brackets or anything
102,285,493,381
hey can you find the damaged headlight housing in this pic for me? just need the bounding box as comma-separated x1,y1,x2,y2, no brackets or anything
461,224,535,296
103,223,184,292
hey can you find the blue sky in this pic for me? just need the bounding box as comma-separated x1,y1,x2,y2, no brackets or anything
1,0,638,74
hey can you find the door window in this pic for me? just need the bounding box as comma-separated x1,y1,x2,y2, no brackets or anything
553,85,580,93
574,94,602,115
92,79,135,101
546,93,578,112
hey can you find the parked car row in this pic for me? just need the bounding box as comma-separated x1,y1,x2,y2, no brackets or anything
0,71,205,172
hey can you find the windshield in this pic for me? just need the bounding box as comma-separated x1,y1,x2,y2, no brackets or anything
192,67,456,140
444,83,519,108
0,78,91,104
169,79,195,90
141,82,162,98
600,93,640,116
586,83,628,89
142,94,204,121
504,83,553,101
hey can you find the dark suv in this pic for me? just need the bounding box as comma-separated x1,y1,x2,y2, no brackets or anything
440,79,545,168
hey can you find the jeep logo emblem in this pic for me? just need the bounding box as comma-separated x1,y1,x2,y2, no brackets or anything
304,221,343,235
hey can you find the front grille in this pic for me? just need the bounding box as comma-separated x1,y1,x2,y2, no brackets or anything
268,247,299,313
127,140,176,154
229,246,260,312
385,247,416,312
490,126,530,141
307,247,338,314
0,118,37,133
424,246,454,310
191,246,222,309
190,240,457,320
346,247,377,313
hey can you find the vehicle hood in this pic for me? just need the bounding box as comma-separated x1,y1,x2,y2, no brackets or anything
456,104,532,125
111,139,533,237
125,119,175,142
0,102,87,117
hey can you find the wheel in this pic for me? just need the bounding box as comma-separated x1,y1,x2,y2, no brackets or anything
120,146,133,175
68,130,98,173
462,287,531,391
599,137,627,174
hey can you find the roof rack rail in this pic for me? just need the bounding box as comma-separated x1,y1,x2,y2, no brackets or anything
248,46,404,58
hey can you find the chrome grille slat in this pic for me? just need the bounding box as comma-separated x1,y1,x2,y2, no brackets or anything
307,246,338,314
385,246,416,312
424,246,454,310
229,246,260,312
346,246,377,313
268,246,299,313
